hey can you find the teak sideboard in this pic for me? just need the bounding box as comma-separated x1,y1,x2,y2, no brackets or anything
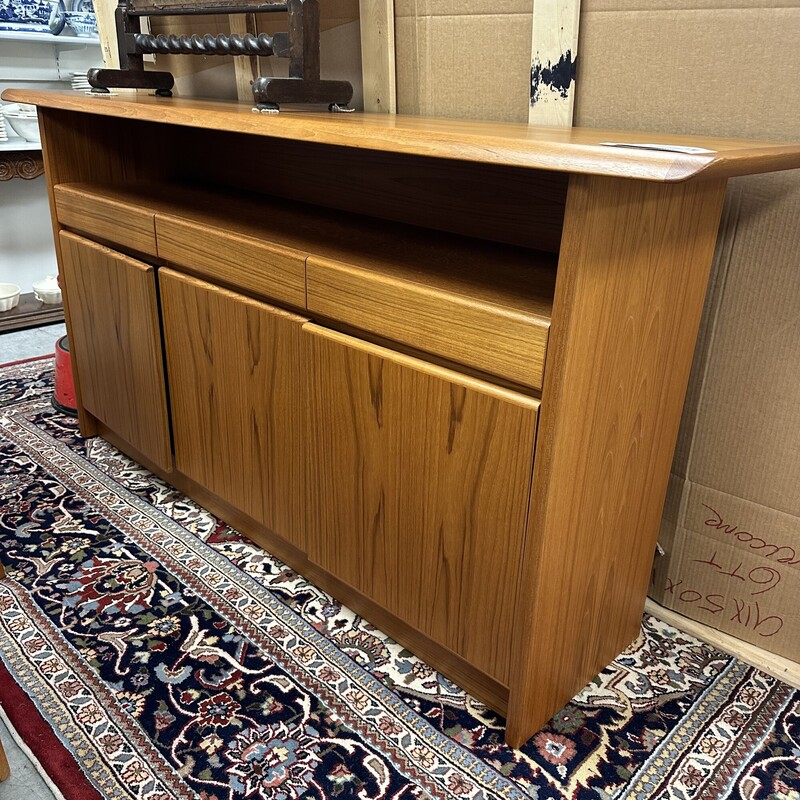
7,88,800,748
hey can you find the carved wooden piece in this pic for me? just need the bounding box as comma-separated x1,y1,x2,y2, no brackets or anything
0,151,44,181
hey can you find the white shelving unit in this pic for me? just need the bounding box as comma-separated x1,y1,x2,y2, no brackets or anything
0,139,41,152
1,30,102,310
0,31,101,48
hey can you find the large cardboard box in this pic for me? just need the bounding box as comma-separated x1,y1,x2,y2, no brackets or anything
394,0,800,660
649,171,800,661
394,0,532,121
575,0,800,662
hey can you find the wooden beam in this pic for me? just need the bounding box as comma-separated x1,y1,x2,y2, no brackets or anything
529,0,580,126
95,0,121,69
229,12,261,102
645,599,800,689
358,0,395,113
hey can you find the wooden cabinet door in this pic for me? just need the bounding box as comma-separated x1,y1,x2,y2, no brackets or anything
304,323,539,684
159,269,306,548
58,231,172,471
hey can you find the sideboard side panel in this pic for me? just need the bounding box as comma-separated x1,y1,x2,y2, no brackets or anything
37,109,173,436
506,174,728,747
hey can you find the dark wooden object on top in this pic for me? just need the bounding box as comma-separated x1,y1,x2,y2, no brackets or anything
87,0,353,110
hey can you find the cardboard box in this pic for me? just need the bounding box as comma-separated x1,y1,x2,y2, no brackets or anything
394,0,532,121
572,0,800,662
393,0,800,660
647,169,800,661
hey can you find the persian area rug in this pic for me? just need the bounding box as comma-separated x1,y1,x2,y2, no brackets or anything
0,358,798,800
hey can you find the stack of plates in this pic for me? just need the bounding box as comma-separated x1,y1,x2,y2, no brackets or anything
0,116,7,144
71,72,92,92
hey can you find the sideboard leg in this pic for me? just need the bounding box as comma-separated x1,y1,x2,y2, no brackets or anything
506,174,729,748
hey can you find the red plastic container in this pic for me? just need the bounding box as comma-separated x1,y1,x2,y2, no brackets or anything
53,335,77,415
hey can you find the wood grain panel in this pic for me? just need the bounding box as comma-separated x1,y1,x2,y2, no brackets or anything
156,214,307,309
506,175,729,747
159,269,307,548
9,90,800,182
174,131,567,252
305,323,539,683
359,0,396,113
37,110,175,437
58,232,172,471
307,255,551,389
55,184,157,257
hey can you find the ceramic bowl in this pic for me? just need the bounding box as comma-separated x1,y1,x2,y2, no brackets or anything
0,283,21,312
32,276,62,305
1,104,40,143
64,12,98,37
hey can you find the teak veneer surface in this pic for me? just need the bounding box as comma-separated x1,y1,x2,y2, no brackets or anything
54,180,556,389
55,188,157,257
306,256,550,389
160,270,307,549
6,90,800,182
58,232,172,472
304,324,539,684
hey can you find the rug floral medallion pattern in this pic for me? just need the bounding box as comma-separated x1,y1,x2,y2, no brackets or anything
0,360,798,800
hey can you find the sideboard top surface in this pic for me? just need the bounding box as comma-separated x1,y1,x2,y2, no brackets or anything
5,89,800,183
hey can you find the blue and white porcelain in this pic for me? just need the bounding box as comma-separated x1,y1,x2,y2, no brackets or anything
0,0,97,37
0,0,52,33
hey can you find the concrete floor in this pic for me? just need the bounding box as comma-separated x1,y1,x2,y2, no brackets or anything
0,324,67,366
0,715,60,800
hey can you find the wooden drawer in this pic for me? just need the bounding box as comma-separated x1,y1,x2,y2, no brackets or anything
306,255,551,390
54,184,157,257
155,214,307,309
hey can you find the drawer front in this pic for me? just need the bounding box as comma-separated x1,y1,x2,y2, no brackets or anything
156,214,307,309
54,185,157,256
305,323,539,684
306,256,549,390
